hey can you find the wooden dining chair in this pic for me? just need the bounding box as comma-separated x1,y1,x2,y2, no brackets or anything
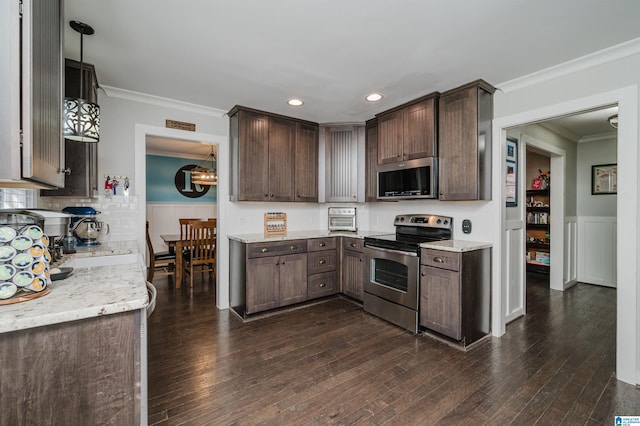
183,220,217,288
146,221,176,282
179,218,202,241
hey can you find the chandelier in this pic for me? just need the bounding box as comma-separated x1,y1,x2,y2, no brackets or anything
191,145,217,186
63,21,100,143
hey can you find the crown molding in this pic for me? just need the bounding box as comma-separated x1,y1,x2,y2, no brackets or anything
578,131,618,144
101,85,227,118
538,121,580,142
498,37,640,93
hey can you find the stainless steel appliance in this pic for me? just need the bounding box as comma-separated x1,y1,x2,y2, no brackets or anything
62,207,110,246
377,157,437,200
363,214,452,333
328,207,357,232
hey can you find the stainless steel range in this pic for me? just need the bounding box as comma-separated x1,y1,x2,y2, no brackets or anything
363,214,453,333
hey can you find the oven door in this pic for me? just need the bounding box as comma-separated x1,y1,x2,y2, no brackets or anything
364,246,419,309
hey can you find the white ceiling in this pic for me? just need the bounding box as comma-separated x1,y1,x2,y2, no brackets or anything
64,0,640,126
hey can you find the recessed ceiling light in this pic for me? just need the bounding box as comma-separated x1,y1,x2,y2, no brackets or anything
366,93,383,102
287,99,304,106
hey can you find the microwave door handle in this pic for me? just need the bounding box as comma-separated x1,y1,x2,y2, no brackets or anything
365,246,418,257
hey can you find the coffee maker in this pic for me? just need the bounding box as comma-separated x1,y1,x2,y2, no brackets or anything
62,207,110,246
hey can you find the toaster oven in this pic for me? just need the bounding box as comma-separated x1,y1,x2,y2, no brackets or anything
328,207,357,232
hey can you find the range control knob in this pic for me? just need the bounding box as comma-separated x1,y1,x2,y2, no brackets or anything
437,219,442,224
444,220,449,225
400,217,405,222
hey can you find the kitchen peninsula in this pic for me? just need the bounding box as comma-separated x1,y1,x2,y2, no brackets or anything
0,241,149,425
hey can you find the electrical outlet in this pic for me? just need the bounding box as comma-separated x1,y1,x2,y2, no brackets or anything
462,219,472,234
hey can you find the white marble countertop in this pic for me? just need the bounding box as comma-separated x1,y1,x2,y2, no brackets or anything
228,230,387,243
0,240,148,334
420,240,492,253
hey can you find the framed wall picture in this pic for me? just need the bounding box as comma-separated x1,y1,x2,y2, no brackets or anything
506,138,517,163
506,137,518,207
591,163,617,195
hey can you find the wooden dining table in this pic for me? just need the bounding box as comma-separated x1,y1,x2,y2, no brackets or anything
160,234,185,288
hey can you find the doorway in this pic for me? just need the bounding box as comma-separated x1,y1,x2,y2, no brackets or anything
494,86,637,385
134,124,230,309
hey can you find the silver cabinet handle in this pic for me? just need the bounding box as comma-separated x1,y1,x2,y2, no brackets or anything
319,259,326,265
261,248,269,253
319,242,326,247
289,245,297,250
433,257,444,263
319,283,326,288
350,243,357,248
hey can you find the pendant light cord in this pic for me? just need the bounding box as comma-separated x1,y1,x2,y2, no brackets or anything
79,32,84,100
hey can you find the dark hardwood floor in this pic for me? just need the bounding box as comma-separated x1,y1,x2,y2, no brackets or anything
147,271,639,425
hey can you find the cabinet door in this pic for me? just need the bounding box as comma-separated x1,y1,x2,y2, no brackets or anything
294,122,318,202
365,120,378,202
420,265,461,339
279,253,308,307
377,110,403,165
238,110,270,201
438,86,479,200
268,117,296,201
342,249,364,301
23,0,64,187
403,98,436,160
246,257,280,313
308,271,338,299
325,127,358,202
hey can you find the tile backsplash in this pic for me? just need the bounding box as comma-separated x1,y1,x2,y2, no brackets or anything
39,195,139,242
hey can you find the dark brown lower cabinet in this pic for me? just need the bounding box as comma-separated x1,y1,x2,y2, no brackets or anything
342,249,364,301
419,247,491,345
246,253,307,314
0,311,142,425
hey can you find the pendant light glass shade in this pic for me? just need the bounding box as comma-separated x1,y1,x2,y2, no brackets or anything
64,97,100,142
63,21,100,143
191,146,217,186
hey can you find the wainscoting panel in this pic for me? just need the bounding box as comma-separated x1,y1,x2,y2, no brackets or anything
146,203,216,252
505,219,525,322
577,216,617,288
564,217,578,288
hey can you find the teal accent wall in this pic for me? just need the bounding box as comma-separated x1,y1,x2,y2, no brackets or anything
146,155,217,202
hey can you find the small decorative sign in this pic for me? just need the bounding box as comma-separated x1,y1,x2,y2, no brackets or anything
165,119,196,132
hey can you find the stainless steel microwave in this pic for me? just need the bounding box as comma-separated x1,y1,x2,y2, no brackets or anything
377,157,437,200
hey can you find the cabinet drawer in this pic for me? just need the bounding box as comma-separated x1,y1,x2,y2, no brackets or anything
307,249,337,274
421,249,460,271
308,271,338,299
247,239,306,258
307,237,337,252
342,237,364,253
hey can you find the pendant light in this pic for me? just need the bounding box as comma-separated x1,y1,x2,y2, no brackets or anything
63,21,100,143
191,145,217,186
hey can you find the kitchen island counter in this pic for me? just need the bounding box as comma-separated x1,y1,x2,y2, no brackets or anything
0,240,147,334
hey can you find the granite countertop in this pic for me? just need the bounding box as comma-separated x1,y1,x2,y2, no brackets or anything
228,230,387,244
420,240,492,253
70,240,139,258
0,240,148,334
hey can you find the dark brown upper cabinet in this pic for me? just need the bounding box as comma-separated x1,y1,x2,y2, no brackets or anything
294,122,319,202
42,59,99,197
365,118,378,202
229,106,318,202
438,80,495,201
375,93,438,165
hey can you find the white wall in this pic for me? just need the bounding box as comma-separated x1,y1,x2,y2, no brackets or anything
577,138,617,217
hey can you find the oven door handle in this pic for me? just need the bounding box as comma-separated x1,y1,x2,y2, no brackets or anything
365,246,418,257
